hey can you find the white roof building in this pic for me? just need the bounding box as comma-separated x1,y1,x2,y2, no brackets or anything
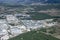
9,24,27,36
0,24,8,30
0,19,8,30
10,28,23,36
6,15,19,24
21,20,45,29
0,29,8,36
1,35,9,40
0,19,6,24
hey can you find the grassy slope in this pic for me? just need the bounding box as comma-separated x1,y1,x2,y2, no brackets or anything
9,30,60,40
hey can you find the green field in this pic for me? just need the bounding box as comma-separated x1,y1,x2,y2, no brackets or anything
27,12,53,20
9,30,60,40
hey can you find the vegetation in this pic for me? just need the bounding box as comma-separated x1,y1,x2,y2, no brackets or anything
48,27,56,34
30,4,60,11
26,12,60,20
9,29,60,40
27,12,52,20
40,28,47,32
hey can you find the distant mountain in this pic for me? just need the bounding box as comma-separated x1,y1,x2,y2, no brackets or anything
0,0,60,5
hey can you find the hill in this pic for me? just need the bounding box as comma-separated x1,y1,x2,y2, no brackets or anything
9,30,60,40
